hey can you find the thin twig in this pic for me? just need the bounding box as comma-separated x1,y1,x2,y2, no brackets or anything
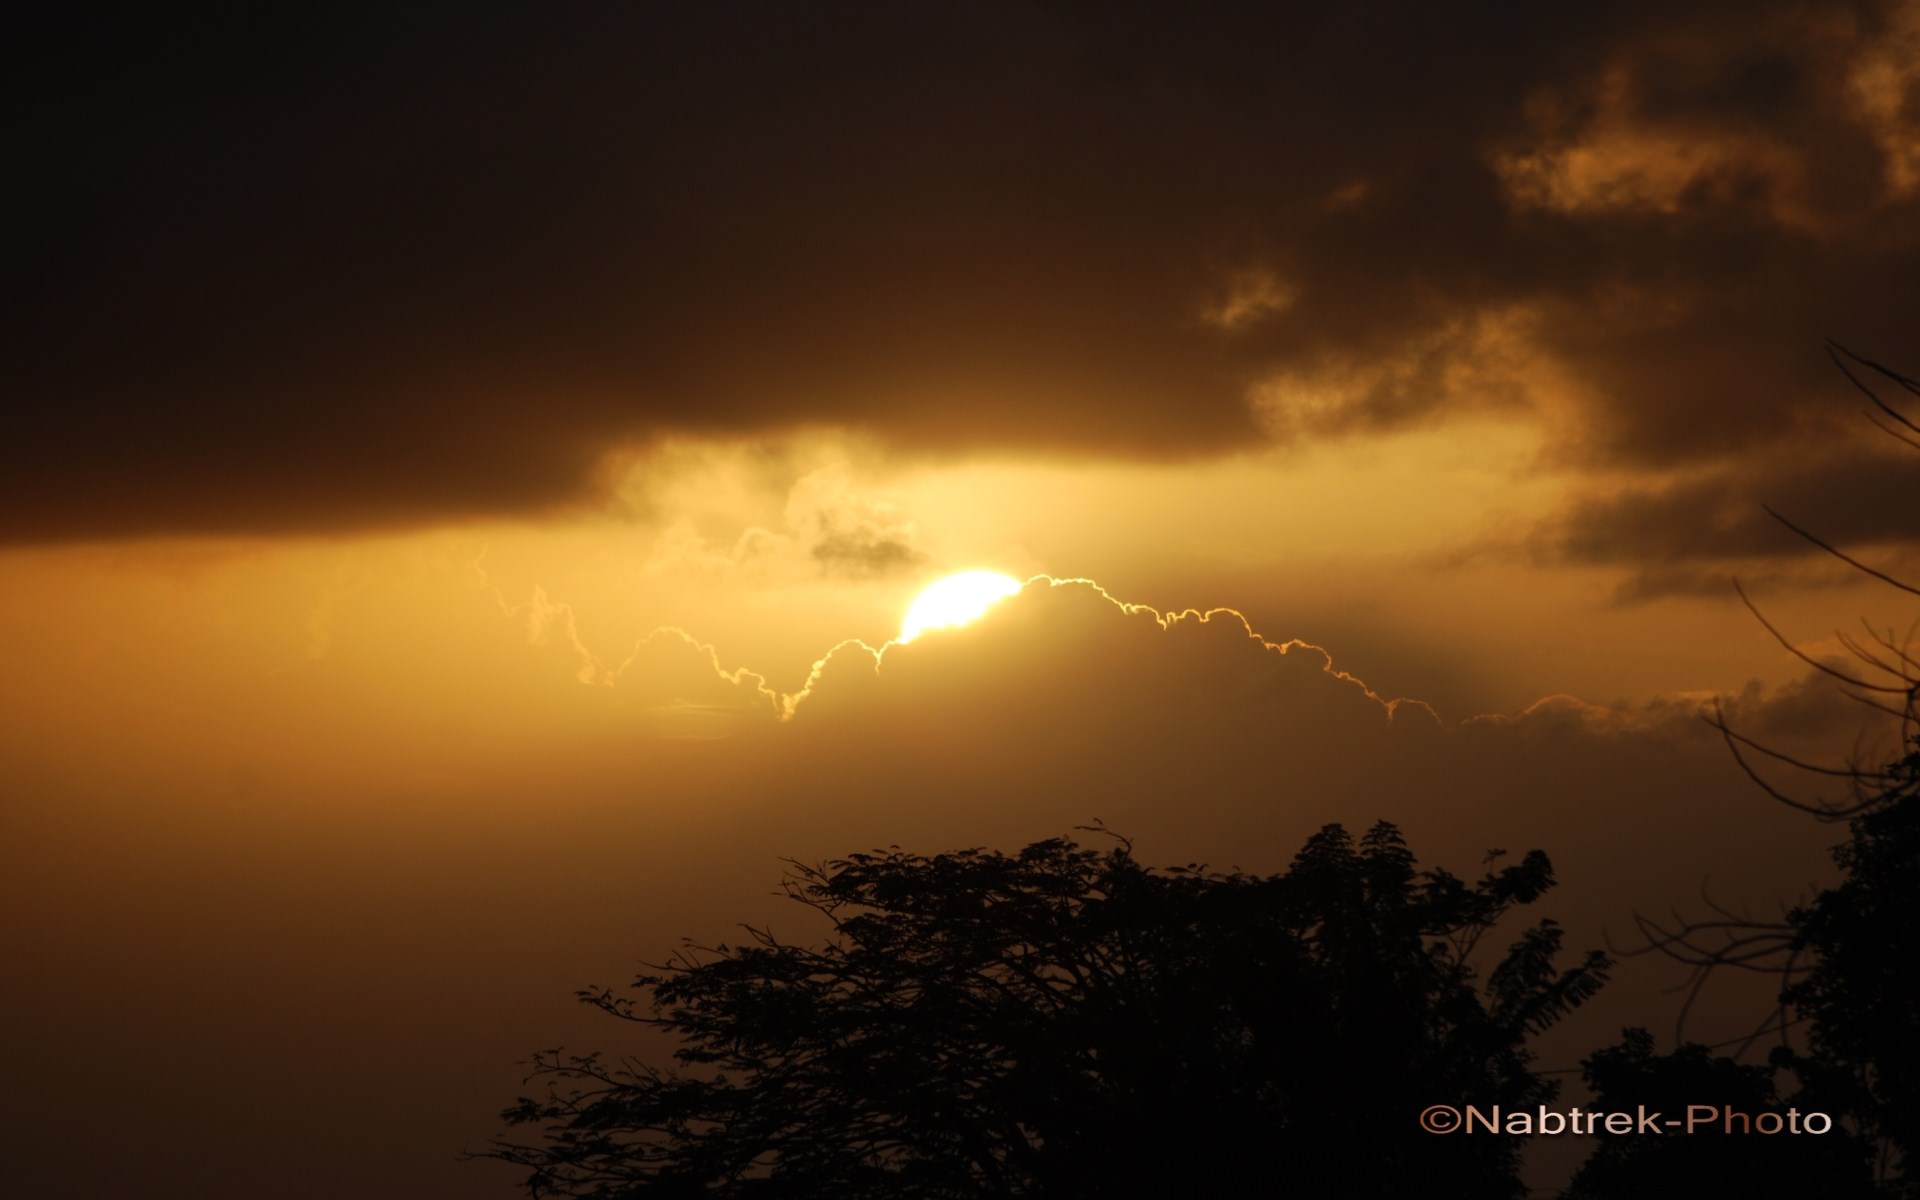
1763,508,1920,600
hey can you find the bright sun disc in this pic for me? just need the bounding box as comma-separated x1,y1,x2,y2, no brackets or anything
899,571,1023,643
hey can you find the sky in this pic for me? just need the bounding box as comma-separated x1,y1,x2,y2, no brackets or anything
3,2,1918,1196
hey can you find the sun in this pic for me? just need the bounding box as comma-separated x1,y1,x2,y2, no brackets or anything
899,571,1024,643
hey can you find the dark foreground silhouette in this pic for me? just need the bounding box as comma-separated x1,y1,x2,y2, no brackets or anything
482,823,1608,1197
1587,347,1920,1198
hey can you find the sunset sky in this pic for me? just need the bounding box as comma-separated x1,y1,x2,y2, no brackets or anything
4,3,1918,1196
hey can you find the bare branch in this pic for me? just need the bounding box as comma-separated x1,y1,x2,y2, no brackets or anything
1735,581,1916,693
1863,411,1920,451
1828,341,1920,432
1762,508,1920,600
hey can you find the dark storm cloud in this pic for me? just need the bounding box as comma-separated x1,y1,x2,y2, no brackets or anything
1561,446,1920,560
1501,341,1920,596
5,0,1916,539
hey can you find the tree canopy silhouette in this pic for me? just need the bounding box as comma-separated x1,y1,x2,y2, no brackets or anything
484,822,1608,1198
1784,765,1920,1197
1612,345,1920,1196
1562,1027,1878,1199
1780,352,1920,1194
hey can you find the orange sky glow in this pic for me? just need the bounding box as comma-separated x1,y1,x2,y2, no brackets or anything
4,2,1918,1195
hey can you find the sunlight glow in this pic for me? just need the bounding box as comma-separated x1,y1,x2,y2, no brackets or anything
899,571,1023,643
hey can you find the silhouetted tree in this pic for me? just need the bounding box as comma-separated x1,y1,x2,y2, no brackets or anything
1562,1028,1877,1199
483,823,1609,1198
1782,740,1920,1195
1778,351,1920,1193
1618,345,1920,1196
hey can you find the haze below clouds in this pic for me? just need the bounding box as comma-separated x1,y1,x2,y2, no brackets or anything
3,569,1891,1197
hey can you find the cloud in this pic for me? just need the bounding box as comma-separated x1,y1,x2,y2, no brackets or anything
7,1,1918,541
1526,436,1920,597
610,446,934,586
606,629,785,736
787,465,930,579
788,578,1432,735
733,580,1878,907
